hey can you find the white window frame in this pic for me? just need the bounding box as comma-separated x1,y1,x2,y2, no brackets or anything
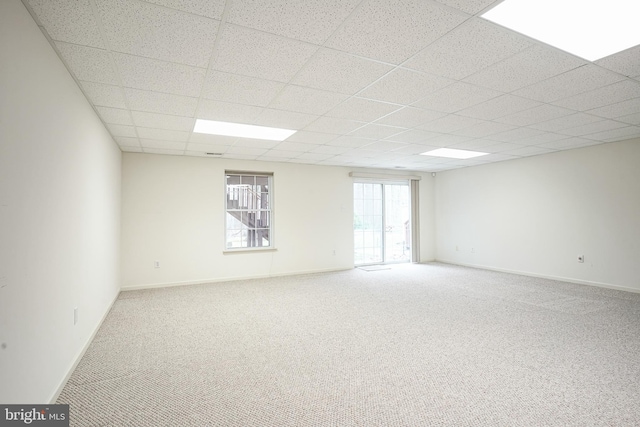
224,171,275,253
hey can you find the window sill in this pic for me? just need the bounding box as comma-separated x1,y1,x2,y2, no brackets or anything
223,247,277,255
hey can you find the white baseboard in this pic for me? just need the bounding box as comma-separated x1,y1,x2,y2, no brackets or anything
120,267,353,291
48,290,121,404
433,259,640,294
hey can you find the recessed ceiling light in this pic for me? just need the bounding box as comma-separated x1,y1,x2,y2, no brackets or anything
420,148,488,159
481,0,640,61
193,119,296,141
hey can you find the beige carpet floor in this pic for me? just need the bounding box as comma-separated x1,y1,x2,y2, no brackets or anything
58,263,640,426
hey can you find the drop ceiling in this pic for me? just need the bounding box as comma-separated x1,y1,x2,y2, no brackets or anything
23,0,640,172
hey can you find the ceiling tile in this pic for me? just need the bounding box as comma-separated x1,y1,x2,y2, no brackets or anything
136,127,189,141
417,114,484,133
616,112,640,125
448,139,500,150
517,132,568,145
500,145,556,157
348,124,405,140
538,138,602,150
358,68,452,105
140,139,187,150
386,129,441,144
284,131,338,144
405,18,531,80
456,95,541,120
131,111,194,131
268,86,348,116
233,138,281,149
390,144,438,155
595,45,640,79
453,121,515,138
325,97,401,122
304,117,366,134
188,134,237,145
558,120,628,137
373,107,446,128
106,124,136,137
212,24,317,83
27,0,104,47
495,104,574,127
55,43,117,85
124,88,198,116
95,0,218,67
433,0,497,14
197,100,263,123
223,153,259,160
422,134,472,147
512,64,625,103
309,145,352,155
360,140,409,152
292,49,393,95
227,0,360,45
552,80,640,111
413,81,502,114
114,136,140,147
583,126,640,142
325,136,374,148
113,53,205,97
487,127,546,143
201,71,285,107
81,82,126,108
480,142,527,153
273,142,320,152
528,112,603,132
186,142,232,153
464,45,586,92
141,0,226,20
586,97,640,119
295,152,334,161
96,106,133,125
325,0,466,64
253,109,319,129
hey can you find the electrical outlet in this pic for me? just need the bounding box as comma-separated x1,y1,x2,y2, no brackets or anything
154,260,160,268
578,255,584,263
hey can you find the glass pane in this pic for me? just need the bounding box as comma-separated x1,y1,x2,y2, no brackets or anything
256,176,269,190
241,175,255,186
260,192,269,209
384,184,410,263
354,183,364,199
226,175,240,185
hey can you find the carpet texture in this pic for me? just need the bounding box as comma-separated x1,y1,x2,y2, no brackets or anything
58,263,640,426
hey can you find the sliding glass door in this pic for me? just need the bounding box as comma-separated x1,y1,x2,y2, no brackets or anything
354,182,411,265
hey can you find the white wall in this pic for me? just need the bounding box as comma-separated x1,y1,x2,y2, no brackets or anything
121,154,355,288
0,0,122,403
435,138,640,292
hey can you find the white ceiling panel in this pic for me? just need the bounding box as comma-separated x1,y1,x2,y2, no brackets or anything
405,18,531,80
457,95,541,121
106,124,136,137
558,120,628,137
552,80,640,112
81,82,126,108
464,45,586,93
253,109,319,129
27,0,104,47
583,126,640,142
95,0,219,67
113,53,205,97
358,68,452,105
96,106,133,125
55,42,117,85
325,136,374,149
284,131,338,145
495,104,574,127
361,141,410,152
348,124,405,140
617,112,640,125
272,142,320,152
595,45,640,79
529,113,604,132
223,146,269,156
423,134,472,147
141,0,226,20
501,145,556,157
512,65,625,103
268,86,349,116
517,132,568,145
140,139,187,150
412,81,502,114
124,88,198,116
325,97,401,123
197,99,263,123
586,98,640,119
227,0,360,45
434,0,498,14
325,0,467,64
292,48,393,95
295,152,334,161
309,145,352,155
137,127,189,142
487,127,546,143
201,71,285,107
374,107,446,128
114,136,140,147
131,111,194,131
386,129,441,144
452,121,515,138
233,138,281,149
448,139,501,150
304,117,366,134
212,24,318,83
186,142,233,153
188,133,237,145
538,137,602,150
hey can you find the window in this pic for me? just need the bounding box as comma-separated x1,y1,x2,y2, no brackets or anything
225,172,272,249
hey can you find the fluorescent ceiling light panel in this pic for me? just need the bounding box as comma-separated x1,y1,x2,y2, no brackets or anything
193,119,296,141
420,148,488,159
481,0,640,61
